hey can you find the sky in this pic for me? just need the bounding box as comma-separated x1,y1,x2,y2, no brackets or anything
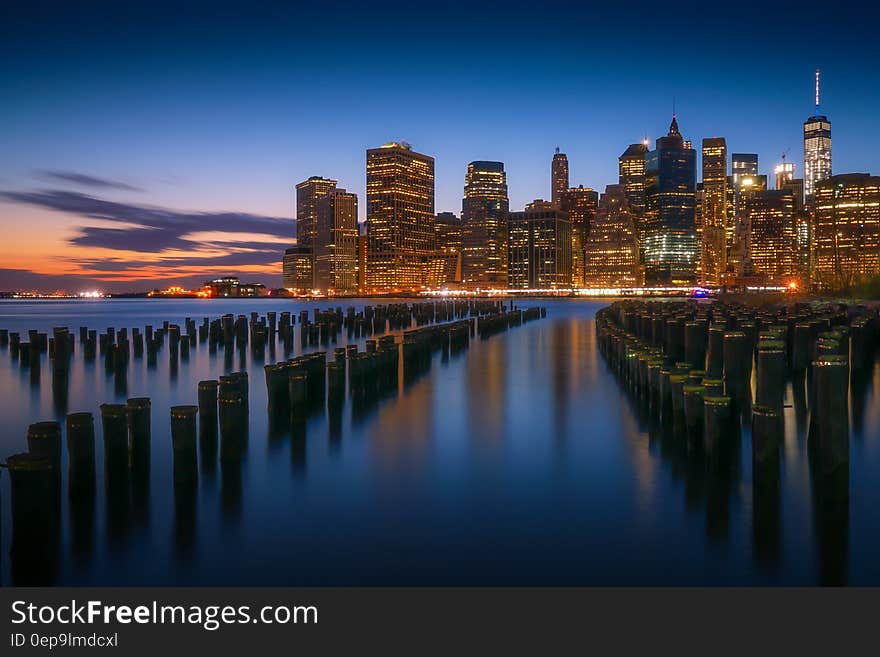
2,0,877,292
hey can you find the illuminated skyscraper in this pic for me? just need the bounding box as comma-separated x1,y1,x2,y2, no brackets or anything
642,116,697,285
282,246,315,293
775,161,795,190
365,142,435,290
294,176,337,289
731,153,758,185
357,232,367,292
551,148,569,208
583,185,642,287
813,174,880,290
619,142,648,218
748,190,797,283
461,161,509,288
804,69,832,198
315,188,358,294
296,176,338,247
435,211,463,285
731,174,767,275
701,137,728,286
559,185,598,287
508,205,572,289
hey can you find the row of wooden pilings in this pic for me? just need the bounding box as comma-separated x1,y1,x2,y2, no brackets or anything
1,303,546,584
1,300,517,376
595,299,878,494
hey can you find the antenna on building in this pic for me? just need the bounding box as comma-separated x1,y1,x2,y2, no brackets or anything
555,146,560,155
815,68,820,117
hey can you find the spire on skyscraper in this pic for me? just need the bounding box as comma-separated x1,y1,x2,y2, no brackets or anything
668,114,680,137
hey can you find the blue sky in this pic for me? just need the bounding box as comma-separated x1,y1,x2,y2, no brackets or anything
1,0,876,291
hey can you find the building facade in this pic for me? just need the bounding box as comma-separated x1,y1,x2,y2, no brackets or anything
642,116,697,285
282,246,315,293
804,115,832,198
559,185,598,288
813,174,880,290
619,142,648,218
583,185,642,288
551,148,569,209
295,176,338,248
507,206,572,289
701,137,728,286
747,190,797,283
461,161,509,288
434,211,463,285
365,142,435,290
314,188,358,294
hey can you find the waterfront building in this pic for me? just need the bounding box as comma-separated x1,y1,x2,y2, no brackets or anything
642,116,697,285
507,205,572,289
203,276,266,298
813,173,880,290
461,161,509,288
315,188,358,294
559,185,599,287
296,176,338,248
804,69,832,198
435,211,463,285
619,142,648,218
551,148,569,208
366,142,435,290
747,190,797,283
282,246,314,293
357,232,367,292
583,184,642,287
730,174,767,275
293,176,338,289
701,137,728,286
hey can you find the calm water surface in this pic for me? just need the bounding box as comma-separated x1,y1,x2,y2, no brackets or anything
1,298,879,585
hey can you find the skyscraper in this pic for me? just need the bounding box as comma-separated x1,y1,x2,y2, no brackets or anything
813,173,880,290
559,185,598,287
365,142,435,290
551,148,569,208
508,204,572,289
804,69,832,198
294,176,337,289
296,176,338,247
435,211,463,285
731,153,758,185
619,142,648,217
315,188,358,294
701,137,728,286
730,174,768,275
461,161,509,288
282,246,315,292
775,161,795,190
748,190,797,283
583,185,642,288
642,116,697,285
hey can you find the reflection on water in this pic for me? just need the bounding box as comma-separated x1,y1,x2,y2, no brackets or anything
0,298,879,585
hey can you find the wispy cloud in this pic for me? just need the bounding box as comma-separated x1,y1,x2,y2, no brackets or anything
35,170,145,192
0,188,294,290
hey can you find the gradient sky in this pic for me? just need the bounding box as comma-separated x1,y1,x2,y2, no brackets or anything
2,0,877,292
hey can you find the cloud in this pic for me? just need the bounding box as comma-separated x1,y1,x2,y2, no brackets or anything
35,170,145,192
1,189,295,253
0,188,294,291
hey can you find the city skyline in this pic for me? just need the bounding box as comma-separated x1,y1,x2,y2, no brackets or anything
2,1,877,292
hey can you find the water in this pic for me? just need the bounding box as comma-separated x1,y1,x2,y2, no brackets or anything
1,298,879,586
